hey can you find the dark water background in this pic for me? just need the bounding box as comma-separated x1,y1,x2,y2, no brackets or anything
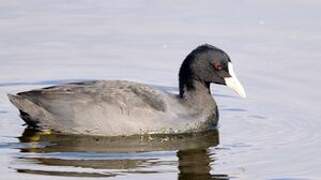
0,0,321,179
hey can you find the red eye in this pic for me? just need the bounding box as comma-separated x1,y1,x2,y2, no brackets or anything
214,63,223,71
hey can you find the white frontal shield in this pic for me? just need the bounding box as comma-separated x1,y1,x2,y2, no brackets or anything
224,62,246,98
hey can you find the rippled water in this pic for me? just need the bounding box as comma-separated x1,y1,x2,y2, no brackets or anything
1,0,321,179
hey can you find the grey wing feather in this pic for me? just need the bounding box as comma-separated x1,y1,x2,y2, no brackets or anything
8,80,167,129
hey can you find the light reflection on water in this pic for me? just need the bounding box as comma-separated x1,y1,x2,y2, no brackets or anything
13,129,228,179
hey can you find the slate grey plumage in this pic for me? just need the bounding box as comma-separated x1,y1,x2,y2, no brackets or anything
8,44,246,136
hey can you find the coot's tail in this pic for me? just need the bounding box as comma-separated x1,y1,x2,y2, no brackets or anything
7,94,48,128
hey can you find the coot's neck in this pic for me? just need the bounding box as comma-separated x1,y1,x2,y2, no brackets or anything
179,71,215,109
179,78,213,103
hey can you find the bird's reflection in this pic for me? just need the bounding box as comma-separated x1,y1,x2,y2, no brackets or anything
16,128,228,179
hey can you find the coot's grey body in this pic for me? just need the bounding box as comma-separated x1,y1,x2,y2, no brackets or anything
8,44,245,136
9,80,217,136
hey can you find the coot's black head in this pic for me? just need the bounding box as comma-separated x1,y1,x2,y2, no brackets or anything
179,44,246,98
